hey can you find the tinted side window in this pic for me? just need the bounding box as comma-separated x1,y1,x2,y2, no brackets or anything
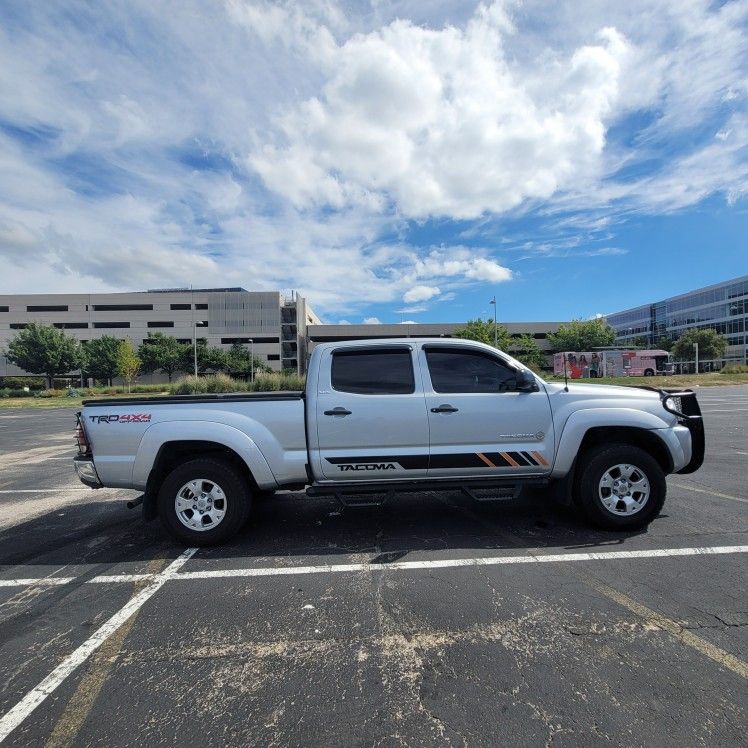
332,350,415,394
426,349,517,393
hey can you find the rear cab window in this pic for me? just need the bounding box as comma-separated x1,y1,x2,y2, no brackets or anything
331,348,415,394
425,347,518,393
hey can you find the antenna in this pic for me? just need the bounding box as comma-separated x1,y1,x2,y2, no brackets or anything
563,353,569,392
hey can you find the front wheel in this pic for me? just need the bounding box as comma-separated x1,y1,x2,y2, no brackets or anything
574,444,666,530
157,457,251,545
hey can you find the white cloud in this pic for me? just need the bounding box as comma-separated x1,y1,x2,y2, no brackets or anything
362,316,381,324
337,319,351,325
399,320,418,324
403,285,440,303
250,6,629,219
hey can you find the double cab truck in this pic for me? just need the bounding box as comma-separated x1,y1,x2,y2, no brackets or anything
74,338,705,545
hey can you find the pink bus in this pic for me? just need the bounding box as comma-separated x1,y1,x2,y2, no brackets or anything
553,350,673,378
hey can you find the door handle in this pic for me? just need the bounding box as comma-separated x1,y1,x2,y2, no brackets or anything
324,407,352,416
431,404,458,413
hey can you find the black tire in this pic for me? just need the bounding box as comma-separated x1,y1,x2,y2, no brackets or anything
574,444,666,530
157,458,251,545
644,369,654,376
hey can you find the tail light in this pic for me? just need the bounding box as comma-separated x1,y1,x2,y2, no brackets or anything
75,412,90,454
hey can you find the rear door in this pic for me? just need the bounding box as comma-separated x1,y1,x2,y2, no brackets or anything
314,345,429,480
421,345,554,478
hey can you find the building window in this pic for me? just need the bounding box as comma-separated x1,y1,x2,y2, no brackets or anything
92,304,153,311
220,336,279,344
267,354,280,361
53,323,88,329
9,323,27,329
93,322,130,328
170,303,191,310
195,303,208,310
147,321,175,328
0,306,9,312
27,305,68,312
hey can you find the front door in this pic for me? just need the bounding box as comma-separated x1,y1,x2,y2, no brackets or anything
420,345,554,477
314,345,429,481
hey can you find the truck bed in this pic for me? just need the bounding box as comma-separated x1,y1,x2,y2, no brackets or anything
82,391,304,407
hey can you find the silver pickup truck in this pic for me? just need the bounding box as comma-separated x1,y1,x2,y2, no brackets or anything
74,338,705,545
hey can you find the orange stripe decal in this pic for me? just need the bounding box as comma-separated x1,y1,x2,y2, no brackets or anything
477,452,496,468
531,451,548,466
501,452,520,467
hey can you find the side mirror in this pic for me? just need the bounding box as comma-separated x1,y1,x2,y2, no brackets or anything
515,369,539,392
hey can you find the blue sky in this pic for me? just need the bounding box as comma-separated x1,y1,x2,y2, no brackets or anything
0,1,746,324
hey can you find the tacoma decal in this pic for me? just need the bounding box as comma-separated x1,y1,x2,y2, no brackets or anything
338,463,397,472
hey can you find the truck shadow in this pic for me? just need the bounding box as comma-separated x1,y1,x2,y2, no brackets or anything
0,488,653,570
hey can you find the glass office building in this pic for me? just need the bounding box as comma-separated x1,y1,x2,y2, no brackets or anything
606,276,748,365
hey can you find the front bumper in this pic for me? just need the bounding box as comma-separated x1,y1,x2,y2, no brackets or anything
73,455,102,488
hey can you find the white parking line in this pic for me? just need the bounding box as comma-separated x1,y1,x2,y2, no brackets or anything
0,548,197,744
670,482,748,504
0,577,74,588
170,544,748,580
2,545,747,590
0,489,91,494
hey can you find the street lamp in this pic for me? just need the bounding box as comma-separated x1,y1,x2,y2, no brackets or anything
694,341,699,375
489,296,497,349
247,338,254,382
192,321,205,377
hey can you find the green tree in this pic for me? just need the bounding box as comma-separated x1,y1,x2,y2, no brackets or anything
632,335,649,348
548,318,616,351
189,340,229,375
509,334,546,371
453,319,512,350
83,336,121,385
116,340,140,393
4,322,82,388
672,328,727,364
138,333,189,382
656,337,673,353
225,343,270,380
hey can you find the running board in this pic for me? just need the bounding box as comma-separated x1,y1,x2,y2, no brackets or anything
306,478,548,508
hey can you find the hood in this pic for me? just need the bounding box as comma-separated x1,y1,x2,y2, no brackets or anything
565,382,660,400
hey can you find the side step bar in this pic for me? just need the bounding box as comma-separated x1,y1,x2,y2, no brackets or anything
306,478,549,508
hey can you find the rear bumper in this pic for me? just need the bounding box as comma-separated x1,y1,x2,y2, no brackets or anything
73,455,102,488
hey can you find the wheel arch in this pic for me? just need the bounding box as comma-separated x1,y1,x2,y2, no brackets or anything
143,440,261,521
577,426,674,474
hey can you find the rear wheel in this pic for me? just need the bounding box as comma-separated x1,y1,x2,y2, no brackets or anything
157,458,251,545
574,444,665,530
644,369,654,376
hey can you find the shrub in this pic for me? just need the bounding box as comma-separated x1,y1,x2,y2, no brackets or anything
169,373,305,395
205,373,240,393
0,377,45,391
0,388,34,398
38,388,65,398
721,363,748,374
170,375,208,395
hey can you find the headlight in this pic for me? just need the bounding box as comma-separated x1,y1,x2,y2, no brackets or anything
664,396,681,414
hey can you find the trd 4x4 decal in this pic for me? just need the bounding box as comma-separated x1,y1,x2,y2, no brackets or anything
89,413,151,424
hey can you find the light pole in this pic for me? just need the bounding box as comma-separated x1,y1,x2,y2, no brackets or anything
489,296,497,348
694,342,699,375
248,338,254,382
192,321,204,377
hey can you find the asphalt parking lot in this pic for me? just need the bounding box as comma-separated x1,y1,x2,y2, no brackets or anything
0,386,746,746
